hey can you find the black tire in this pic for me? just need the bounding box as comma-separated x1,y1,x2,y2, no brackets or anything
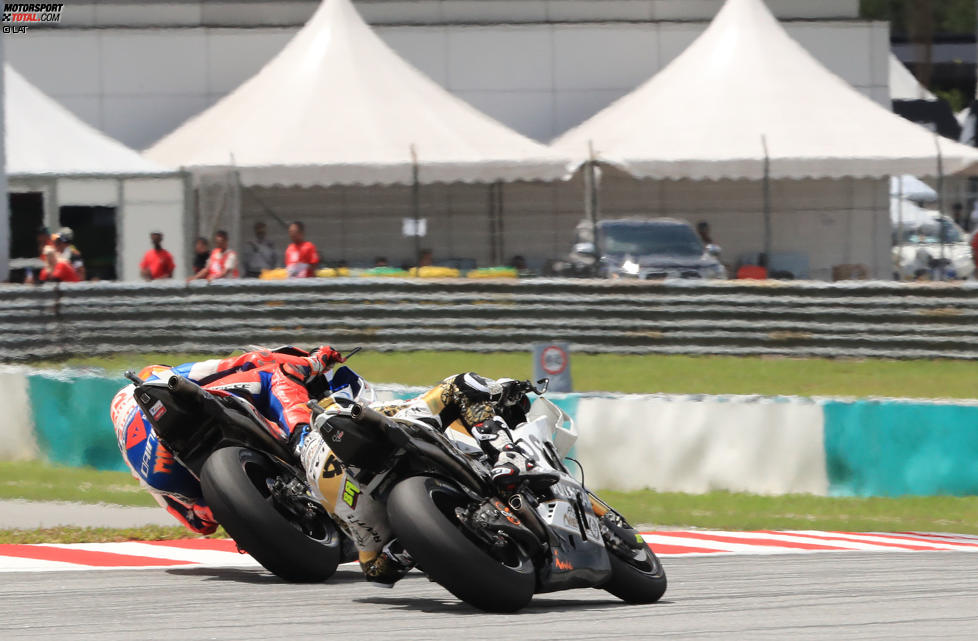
603,543,667,604
200,446,341,582
387,476,536,612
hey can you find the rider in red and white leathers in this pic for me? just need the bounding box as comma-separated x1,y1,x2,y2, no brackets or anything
109,346,345,534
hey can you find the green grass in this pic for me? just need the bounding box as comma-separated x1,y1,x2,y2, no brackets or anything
0,460,156,507
2,462,975,540
0,526,227,544
30,350,978,399
601,490,978,535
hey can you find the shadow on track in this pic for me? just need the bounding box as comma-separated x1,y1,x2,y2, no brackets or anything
165,566,365,585
356,593,660,615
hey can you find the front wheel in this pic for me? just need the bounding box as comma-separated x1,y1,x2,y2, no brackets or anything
603,542,667,604
387,476,536,612
200,446,342,582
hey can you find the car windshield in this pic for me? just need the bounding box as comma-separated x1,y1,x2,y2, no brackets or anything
599,222,704,257
895,217,964,244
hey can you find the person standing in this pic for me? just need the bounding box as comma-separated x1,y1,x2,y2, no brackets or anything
284,221,320,278
243,221,278,278
189,230,238,281
53,228,85,280
38,246,80,283
139,231,175,280
192,237,210,274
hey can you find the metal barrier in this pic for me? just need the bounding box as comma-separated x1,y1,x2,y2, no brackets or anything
3,278,978,361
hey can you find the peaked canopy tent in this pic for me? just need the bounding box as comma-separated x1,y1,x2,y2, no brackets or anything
4,65,187,281
552,0,978,280
146,0,572,267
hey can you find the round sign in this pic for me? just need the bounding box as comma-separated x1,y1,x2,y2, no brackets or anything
540,345,568,376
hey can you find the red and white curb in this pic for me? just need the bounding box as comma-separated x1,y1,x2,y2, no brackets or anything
1,531,976,572
639,530,978,556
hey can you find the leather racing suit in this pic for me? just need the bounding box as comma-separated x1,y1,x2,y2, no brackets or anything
298,372,555,584
109,346,344,534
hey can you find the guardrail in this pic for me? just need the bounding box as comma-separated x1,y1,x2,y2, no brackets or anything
3,278,978,361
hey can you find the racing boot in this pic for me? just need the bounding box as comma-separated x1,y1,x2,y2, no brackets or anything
361,539,414,588
290,423,331,502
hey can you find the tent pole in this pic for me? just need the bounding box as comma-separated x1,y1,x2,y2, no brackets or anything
761,135,772,270
935,135,945,280
587,141,600,254
497,181,505,266
410,145,421,266
487,183,497,265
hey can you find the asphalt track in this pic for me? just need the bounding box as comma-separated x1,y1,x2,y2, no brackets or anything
2,552,975,640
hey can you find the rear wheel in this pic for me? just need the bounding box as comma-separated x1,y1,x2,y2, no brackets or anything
603,543,667,604
200,446,341,582
387,476,536,612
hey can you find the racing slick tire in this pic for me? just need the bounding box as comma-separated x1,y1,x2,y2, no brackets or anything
387,475,536,613
200,446,342,582
602,542,667,604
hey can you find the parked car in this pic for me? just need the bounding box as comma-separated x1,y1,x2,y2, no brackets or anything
892,212,973,280
556,218,726,280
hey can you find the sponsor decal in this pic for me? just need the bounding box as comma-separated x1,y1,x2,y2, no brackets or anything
149,400,167,420
553,551,574,571
342,478,360,509
321,454,343,479
153,448,174,475
331,429,344,443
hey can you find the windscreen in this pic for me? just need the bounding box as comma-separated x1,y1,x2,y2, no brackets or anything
895,217,964,244
600,222,704,257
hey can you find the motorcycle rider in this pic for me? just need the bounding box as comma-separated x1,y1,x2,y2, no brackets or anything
110,345,346,534
294,371,558,585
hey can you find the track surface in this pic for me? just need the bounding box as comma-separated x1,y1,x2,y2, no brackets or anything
1,552,975,640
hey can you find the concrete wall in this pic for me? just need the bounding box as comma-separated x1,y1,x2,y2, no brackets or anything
5,367,977,497
4,17,888,149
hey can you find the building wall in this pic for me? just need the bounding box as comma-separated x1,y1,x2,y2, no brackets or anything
4,16,889,149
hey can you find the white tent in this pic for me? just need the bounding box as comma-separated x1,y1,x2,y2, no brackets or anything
889,54,936,102
889,175,937,204
552,0,978,180
4,64,186,281
146,0,570,187
5,65,169,178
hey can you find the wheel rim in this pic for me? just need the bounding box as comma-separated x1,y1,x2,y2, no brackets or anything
427,483,533,574
238,454,335,545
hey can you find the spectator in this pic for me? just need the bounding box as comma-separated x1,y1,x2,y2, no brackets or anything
243,221,277,278
38,246,80,283
417,249,434,268
192,237,210,274
189,230,238,281
53,228,85,280
696,221,713,246
36,226,52,256
139,231,175,280
952,203,965,230
373,256,389,267
284,221,320,278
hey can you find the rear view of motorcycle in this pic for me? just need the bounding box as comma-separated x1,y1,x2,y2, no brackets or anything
313,379,666,612
124,369,352,582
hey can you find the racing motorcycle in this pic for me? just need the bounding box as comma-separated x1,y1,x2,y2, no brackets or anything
311,379,667,612
123,355,362,582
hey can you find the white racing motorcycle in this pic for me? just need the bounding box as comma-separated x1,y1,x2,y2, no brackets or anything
311,378,667,612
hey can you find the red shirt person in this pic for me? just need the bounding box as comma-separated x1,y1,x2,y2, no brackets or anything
140,231,175,280
284,221,320,278
38,246,80,283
